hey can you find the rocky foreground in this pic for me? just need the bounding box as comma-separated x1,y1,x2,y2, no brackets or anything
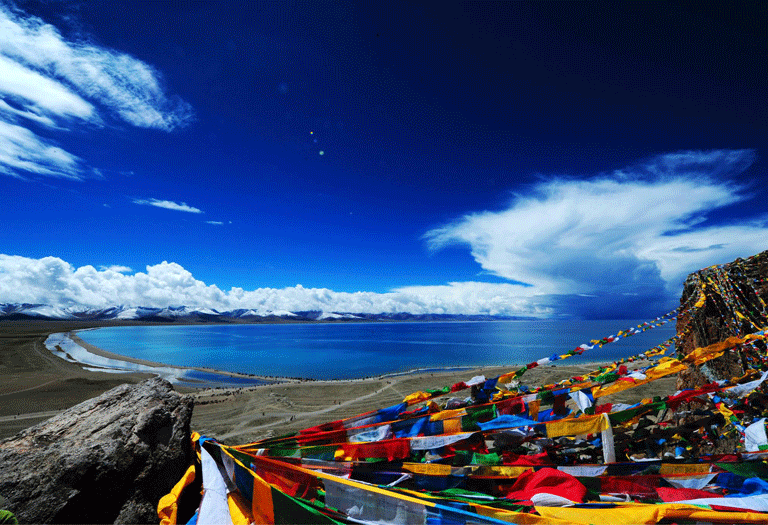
0,377,192,524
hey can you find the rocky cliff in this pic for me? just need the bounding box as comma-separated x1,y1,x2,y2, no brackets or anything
0,377,193,524
676,250,768,389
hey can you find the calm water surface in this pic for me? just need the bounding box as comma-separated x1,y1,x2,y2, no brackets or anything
77,320,676,380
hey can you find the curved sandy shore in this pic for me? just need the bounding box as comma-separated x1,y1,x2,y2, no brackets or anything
0,320,678,444
67,331,296,385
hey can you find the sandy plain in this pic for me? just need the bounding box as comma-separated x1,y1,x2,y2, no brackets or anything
0,321,677,443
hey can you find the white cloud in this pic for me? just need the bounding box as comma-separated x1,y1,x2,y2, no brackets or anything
0,92,68,129
206,221,224,225
0,119,84,179
0,255,546,316
0,4,193,179
0,54,96,122
425,149,764,313
1,149,763,319
133,198,203,214
391,282,552,316
98,265,132,273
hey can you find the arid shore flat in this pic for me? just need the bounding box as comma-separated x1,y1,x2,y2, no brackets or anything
0,321,676,443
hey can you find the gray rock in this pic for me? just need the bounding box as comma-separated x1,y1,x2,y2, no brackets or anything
0,377,193,524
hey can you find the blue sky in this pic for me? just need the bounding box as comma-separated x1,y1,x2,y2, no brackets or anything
0,1,766,318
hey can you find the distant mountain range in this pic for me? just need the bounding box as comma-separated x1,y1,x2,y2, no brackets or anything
0,303,531,322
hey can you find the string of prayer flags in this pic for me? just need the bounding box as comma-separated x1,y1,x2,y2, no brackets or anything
160,259,768,524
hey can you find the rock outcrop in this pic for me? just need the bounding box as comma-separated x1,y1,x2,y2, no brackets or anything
0,377,193,524
676,250,768,389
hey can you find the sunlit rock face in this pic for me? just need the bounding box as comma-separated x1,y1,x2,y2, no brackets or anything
0,377,193,524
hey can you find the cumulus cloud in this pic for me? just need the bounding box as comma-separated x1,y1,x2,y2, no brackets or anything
98,265,132,273
0,255,546,316
425,149,765,316
132,198,203,214
1,150,763,319
0,4,193,179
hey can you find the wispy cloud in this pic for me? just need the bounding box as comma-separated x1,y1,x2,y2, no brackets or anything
0,119,84,180
133,198,203,214
206,221,224,225
0,5,193,180
0,54,96,123
425,149,764,316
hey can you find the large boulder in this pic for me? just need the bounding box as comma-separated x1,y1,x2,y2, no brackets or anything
0,377,193,524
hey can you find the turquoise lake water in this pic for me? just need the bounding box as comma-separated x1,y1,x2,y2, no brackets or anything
77,320,676,380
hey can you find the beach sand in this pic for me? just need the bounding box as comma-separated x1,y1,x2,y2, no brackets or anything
0,321,678,443
191,361,677,445
0,321,157,438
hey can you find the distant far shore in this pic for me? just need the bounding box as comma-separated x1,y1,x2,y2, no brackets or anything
0,319,678,444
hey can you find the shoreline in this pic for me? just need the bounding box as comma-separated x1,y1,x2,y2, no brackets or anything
59,328,674,446
63,331,541,388
55,323,676,392
68,322,673,384
68,331,298,385
68,330,664,387
1,320,678,443
70,330,503,384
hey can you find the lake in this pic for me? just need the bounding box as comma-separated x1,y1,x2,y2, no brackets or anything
77,320,676,380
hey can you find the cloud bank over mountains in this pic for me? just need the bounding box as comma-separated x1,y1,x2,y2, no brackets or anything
0,255,547,316
0,147,764,319
1,148,764,319
0,4,193,180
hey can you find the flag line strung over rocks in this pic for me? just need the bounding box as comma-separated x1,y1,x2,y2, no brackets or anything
159,261,768,524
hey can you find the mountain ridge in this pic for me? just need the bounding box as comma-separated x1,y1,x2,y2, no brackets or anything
0,303,534,322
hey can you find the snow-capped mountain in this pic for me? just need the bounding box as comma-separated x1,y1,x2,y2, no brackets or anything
228,308,299,319
6,304,73,319
0,303,283,321
317,311,361,320
0,303,525,322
